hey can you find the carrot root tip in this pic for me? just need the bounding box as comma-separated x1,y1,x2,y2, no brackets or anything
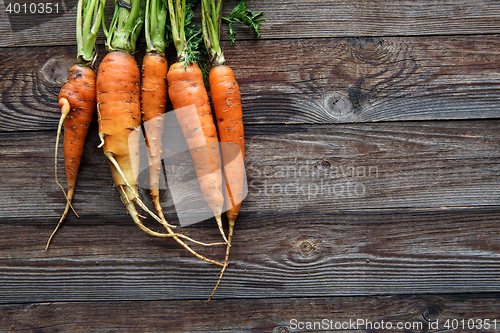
51,97,80,249
97,132,105,148
215,215,228,243
104,152,177,229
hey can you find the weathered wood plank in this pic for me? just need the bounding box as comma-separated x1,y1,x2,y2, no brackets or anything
1,121,498,220
223,36,500,124
0,121,499,301
1,294,500,332
2,36,500,131
0,207,499,302
2,0,500,47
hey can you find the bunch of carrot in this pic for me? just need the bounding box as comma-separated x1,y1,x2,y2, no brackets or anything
48,0,263,300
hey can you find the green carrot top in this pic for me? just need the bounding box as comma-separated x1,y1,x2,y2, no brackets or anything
77,0,106,66
103,0,145,53
167,0,204,65
201,0,265,66
223,0,265,46
145,0,168,54
201,0,224,65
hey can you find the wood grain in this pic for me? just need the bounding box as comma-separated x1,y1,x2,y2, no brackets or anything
0,207,499,302
1,121,498,219
2,0,500,47
0,121,499,302
227,36,500,124
1,0,500,329
1,294,500,332
3,35,500,132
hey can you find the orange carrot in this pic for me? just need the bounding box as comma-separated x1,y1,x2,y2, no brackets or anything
167,62,226,240
57,65,96,203
141,0,168,219
209,64,245,289
96,0,178,240
97,50,143,221
141,52,168,220
210,64,244,227
46,0,104,250
167,0,227,243
202,0,264,299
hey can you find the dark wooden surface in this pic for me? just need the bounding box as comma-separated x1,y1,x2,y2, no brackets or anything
1,0,500,332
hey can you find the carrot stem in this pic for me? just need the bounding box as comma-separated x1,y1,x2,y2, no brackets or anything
167,0,204,65
105,0,145,53
77,0,105,66
201,0,224,65
144,0,167,54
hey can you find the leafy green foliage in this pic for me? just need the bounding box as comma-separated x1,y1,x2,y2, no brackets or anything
166,0,207,67
174,0,208,82
106,0,145,53
222,0,265,45
183,0,208,67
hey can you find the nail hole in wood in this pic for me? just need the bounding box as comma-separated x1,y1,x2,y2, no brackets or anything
422,307,440,322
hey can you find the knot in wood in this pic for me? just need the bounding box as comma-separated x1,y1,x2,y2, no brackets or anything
40,57,74,85
273,326,290,333
322,91,353,121
320,160,331,169
300,240,314,253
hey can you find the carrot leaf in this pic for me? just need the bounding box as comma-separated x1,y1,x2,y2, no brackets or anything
222,0,264,46
168,0,206,67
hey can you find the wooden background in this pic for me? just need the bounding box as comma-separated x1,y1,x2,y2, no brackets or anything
1,0,500,332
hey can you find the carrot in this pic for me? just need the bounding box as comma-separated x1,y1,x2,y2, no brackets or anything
141,0,224,265
210,63,244,236
201,0,264,300
141,54,168,221
167,0,227,243
46,0,104,250
96,0,162,231
96,0,218,254
141,0,169,222
97,50,143,220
